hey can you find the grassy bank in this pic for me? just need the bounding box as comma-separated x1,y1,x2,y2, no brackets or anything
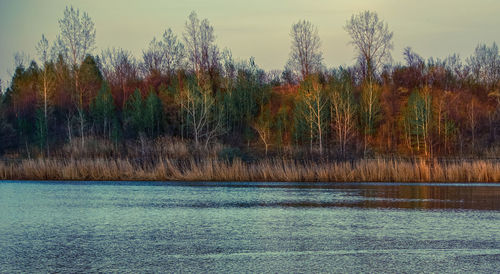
1,158,499,182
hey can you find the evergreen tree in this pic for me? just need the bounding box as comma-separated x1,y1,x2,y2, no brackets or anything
124,89,145,137
90,82,115,138
144,90,163,137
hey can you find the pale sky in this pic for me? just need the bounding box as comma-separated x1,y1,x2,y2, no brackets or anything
1,0,500,88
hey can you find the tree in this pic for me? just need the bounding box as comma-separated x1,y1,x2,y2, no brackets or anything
90,82,115,138
288,20,323,80
162,28,185,77
57,6,96,147
183,11,219,87
100,48,137,108
252,105,273,155
142,37,164,77
222,59,270,142
124,89,145,137
36,35,56,128
344,11,393,80
330,69,357,158
144,90,163,137
359,81,382,155
142,29,185,80
177,76,225,148
296,75,328,154
467,42,500,89
402,88,433,156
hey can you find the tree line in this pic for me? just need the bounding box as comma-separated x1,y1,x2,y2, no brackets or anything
0,7,499,159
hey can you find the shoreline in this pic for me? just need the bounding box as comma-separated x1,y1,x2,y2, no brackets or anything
1,158,498,182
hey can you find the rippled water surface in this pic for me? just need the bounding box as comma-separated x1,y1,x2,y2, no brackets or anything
1,181,500,273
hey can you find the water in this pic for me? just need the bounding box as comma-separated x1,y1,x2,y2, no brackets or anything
1,181,499,273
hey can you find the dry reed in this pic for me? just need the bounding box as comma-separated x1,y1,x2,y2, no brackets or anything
0,158,498,182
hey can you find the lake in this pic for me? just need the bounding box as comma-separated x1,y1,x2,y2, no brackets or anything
1,181,499,273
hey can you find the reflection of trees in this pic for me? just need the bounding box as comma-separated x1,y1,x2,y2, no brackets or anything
357,185,500,210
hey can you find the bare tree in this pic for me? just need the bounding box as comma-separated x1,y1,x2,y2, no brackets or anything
141,37,164,77
57,6,96,147
100,48,137,108
183,11,219,86
344,11,393,80
288,20,323,80
467,42,500,89
141,29,184,78
162,28,185,76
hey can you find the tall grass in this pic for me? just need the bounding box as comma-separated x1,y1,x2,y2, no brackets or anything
0,158,498,182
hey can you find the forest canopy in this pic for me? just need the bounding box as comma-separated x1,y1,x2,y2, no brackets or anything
1,7,499,160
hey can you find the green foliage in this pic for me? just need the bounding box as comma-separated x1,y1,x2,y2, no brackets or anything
402,89,433,153
144,90,163,137
222,61,271,138
110,115,123,144
124,89,145,137
90,82,115,137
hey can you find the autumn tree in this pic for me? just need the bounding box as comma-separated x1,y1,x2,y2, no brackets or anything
287,20,323,80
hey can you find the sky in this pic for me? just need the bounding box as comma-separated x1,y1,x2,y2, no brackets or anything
1,0,500,88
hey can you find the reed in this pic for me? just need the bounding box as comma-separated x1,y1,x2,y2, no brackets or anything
0,158,498,182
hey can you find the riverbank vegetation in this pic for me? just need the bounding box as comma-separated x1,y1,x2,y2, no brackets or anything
0,7,499,181
1,155,498,182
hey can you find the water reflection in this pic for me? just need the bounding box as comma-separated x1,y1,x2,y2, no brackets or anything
1,181,500,273
156,182,500,211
